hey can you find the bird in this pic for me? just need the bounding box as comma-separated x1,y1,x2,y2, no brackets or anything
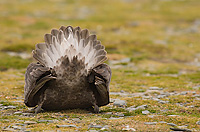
24,26,111,113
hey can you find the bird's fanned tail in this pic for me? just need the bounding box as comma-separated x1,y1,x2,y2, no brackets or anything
33,26,107,74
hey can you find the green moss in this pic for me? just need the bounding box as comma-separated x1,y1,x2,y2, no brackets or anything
2,44,34,52
0,101,16,106
0,53,30,71
29,21,51,30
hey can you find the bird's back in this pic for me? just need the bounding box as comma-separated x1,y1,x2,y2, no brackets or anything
41,56,96,110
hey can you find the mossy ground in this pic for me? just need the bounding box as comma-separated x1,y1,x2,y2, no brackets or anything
0,0,200,131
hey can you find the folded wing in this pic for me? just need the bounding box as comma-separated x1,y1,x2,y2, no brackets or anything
92,64,111,106
24,63,56,107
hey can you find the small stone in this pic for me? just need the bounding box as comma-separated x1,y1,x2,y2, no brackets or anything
159,121,167,124
142,110,150,115
109,117,123,120
12,125,23,130
88,124,102,129
38,119,57,123
103,125,110,129
15,123,25,126
154,40,168,45
41,130,55,132
178,125,189,129
149,87,163,90
138,89,146,92
122,125,136,131
14,111,22,115
136,105,148,109
110,58,131,65
105,112,113,115
88,130,98,132
192,91,196,95
100,125,110,130
72,118,81,122
160,109,168,112
144,122,157,125
157,95,167,99
126,108,137,112
169,92,177,96
6,51,31,59
120,58,131,63
4,105,17,109
56,125,77,128
53,119,59,123
163,92,170,96
115,112,125,117
142,96,152,99
192,85,200,90
152,98,161,101
168,115,180,117
113,99,126,107
38,120,49,123
159,100,169,104
110,92,130,97
1,119,10,122
22,129,30,132
196,120,200,125
167,123,177,126
176,103,185,107
193,94,200,97
126,105,147,112
180,91,188,95
148,115,155,118
24,121,37,125
126,106,136,112
3,127,15,131
109,98,115,103
12,100,24,103
170,128,192,132
128,21,139,27
187,105,194,108
120,90,125,93
195,98,200,101
22,113,34,116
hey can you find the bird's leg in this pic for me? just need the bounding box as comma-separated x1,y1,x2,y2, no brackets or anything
27,104,42,113
34,92,46,114
90,93,99,113
91,99,99,113
35,103,42,114
27,107,36,113
93,104,99,113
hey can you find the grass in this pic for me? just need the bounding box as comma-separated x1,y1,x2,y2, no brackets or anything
0,0,200,131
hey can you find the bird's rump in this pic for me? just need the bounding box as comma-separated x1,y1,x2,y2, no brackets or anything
24,26,111,113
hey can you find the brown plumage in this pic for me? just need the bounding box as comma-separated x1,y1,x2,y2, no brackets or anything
24,26,111,113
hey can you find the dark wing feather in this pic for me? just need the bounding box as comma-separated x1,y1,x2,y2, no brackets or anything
92,63,111,106
94,76,109,106
24,63,56,107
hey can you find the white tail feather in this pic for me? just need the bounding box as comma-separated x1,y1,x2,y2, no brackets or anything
33,26,107,73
